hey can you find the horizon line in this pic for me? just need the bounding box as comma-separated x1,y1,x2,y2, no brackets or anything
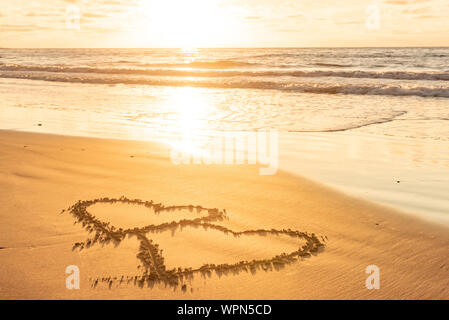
2,46,449,49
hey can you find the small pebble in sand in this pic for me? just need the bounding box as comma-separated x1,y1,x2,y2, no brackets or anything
37,123,42,126
397,181,401,183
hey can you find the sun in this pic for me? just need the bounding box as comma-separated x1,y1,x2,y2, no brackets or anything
136,0,232,48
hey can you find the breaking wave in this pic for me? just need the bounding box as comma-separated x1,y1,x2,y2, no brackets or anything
2,63,449,81
2,71,449,98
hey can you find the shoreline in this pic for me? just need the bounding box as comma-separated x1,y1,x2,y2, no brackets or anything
0,129,448,299
2,126,448,227
280,131,449,227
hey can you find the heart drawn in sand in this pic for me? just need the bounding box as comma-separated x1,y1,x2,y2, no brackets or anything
62,197,326,290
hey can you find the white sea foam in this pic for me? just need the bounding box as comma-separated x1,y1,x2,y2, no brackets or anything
1,70,449,98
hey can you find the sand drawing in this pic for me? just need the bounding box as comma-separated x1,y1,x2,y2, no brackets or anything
62,197,327,290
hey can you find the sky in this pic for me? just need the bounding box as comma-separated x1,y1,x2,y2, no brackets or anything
1,0,449,48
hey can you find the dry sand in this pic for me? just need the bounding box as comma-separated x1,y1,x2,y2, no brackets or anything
0,130,448,299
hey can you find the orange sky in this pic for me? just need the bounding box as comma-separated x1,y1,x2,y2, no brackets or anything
1,0,449,48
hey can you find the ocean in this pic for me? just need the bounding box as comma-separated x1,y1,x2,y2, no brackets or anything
1,48,448,224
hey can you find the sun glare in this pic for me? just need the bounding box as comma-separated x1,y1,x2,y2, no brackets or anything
170,87,211,131
137,0,231,48
165,87,213,154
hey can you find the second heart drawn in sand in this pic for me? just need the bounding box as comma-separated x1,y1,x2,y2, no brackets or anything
62,197,327,290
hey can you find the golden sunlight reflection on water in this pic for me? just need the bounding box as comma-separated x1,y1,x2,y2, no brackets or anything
144,86,217,157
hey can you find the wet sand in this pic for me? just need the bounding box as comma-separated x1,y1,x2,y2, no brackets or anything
280,131,449,226
0,130,448,299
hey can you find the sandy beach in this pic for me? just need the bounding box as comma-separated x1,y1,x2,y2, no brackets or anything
1,129,448,300
3,0,449,304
